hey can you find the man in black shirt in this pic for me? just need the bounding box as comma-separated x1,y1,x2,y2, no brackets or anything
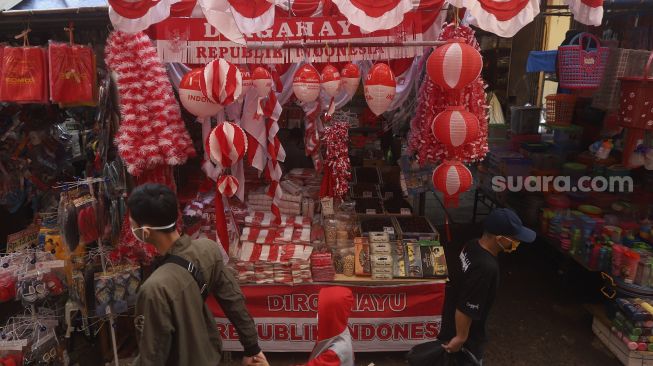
439,208,536,364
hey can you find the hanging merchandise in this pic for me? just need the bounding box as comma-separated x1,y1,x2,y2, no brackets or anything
341,62,361,97
426,40,482,91
179,68,223,117
200,58,243,106
321,64,341,117
293,64,321,103
408,24,489,165
431,106,480,148
0,30,48,103
618,52,653,130
217,175,239,197
558,32,609,90
364,63,396,116
320,121,351,200
239,65,253,99
432,160,472,207
252,66,273,97
207,121,248,250
48,24,96,105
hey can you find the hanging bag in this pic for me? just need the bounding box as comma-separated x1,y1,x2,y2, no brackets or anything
558,33,609,89
0,29,48,103
48,24,96,105
618,51,653,130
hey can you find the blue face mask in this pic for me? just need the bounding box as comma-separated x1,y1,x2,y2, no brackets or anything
131,222,175,243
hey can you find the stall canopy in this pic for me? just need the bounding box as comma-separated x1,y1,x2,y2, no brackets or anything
108,0,604,40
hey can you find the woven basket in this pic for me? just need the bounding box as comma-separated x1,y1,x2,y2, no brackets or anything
618,51,653,130
558,33,609,89
545,94,577,126
592,48,652,111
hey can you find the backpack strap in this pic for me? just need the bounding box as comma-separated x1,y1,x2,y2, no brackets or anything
161,254,209,300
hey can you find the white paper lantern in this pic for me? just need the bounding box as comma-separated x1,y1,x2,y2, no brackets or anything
293,64,321,103
179,68,222,117
364,63,396,116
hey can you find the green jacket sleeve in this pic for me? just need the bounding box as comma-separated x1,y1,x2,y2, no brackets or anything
132,284,175,366
212,260,261,356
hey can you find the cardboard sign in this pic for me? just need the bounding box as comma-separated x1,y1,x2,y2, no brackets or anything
6,226,39,253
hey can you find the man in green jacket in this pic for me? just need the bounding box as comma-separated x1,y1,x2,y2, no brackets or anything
128,183,265,366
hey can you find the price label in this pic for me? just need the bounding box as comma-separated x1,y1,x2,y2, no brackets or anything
366,209,377,214
400,208,412,215
363,191,373,198
321,197,334,216
383,226,395,234
384,192,394,199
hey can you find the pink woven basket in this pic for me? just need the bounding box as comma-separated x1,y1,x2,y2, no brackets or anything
558,33,609,90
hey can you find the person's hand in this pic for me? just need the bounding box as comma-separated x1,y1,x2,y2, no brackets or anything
442,336,466,353
243,352,268,366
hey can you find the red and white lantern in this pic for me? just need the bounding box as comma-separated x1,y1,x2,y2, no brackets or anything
201,59,243,106
293,64,321,103
321,65,341,97
432,106,480,148
179,68,222,118
432,160,473,207
206,121,248,170
238,65,252,99
217,175,239,198
364,63,396,116
341,63,361,97
251,66,273,98
427,41,483,90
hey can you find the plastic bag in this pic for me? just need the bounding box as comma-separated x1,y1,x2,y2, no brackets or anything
0,45,48,103
48,41,95,104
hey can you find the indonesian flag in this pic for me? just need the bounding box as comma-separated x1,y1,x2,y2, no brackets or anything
331,0,414,32
108,0,181,33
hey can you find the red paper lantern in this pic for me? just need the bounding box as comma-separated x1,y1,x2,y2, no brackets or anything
432,106,480,148
206,121,248,169
179,68,222,117
432,160,473,207
251,66,273,98
201,58,243,106
293,64,321,103
427,41,482,90
217,175,239,197
341,63,361,97
364,63,396,116
238,65,252,98
321,64,341,97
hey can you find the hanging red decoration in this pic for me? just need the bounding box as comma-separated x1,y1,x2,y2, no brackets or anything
217,175,239,198
432,160,473,207
426,40,483,90
341,62,361,97
293,64,321,103
206,121,248,170
179,68,223,118
238,65,252,98
321,64,341,117
432,106,480,148
200,58,243,106
251,66,272,97
364,63,396,116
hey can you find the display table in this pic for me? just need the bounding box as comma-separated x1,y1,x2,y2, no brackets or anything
208,279,446,352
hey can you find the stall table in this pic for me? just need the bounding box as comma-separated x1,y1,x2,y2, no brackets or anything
209,278,446,352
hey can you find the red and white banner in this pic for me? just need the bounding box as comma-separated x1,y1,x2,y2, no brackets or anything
208,282,445,352
147,14,426,64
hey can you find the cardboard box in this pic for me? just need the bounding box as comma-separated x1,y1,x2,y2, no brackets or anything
419,241,447,278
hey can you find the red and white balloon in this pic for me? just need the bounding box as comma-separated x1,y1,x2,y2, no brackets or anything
179,68,222,117
201,59,243,106
341,63,361,97
427,41,482,90
251,66,273,98
364,63,396,116
321,65,341,98
432,160,473,207
293,64,321,103
432,106,480,148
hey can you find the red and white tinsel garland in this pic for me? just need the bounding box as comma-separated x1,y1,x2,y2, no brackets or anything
408,24,489,166
320,121,351,199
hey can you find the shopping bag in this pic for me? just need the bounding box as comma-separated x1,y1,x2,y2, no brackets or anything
558,32,609,89
48,41,96,104
406,340,481,366
0,45,48,103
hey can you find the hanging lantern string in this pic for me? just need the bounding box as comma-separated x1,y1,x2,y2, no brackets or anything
64,22,74,46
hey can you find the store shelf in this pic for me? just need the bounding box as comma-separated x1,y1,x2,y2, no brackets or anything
331,274,447,285
542,236,601,272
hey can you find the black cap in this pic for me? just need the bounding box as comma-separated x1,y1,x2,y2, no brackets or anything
483,208,536,243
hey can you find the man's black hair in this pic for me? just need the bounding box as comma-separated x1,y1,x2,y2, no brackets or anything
127,183,177,233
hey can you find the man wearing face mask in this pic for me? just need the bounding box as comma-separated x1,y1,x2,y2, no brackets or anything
438,208,536,365
128,184,265,366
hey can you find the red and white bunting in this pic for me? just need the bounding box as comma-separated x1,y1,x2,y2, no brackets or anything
331,0,414,32
108,0,180,33
228,0,276,34
564,0,603,26
450,0,540,38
